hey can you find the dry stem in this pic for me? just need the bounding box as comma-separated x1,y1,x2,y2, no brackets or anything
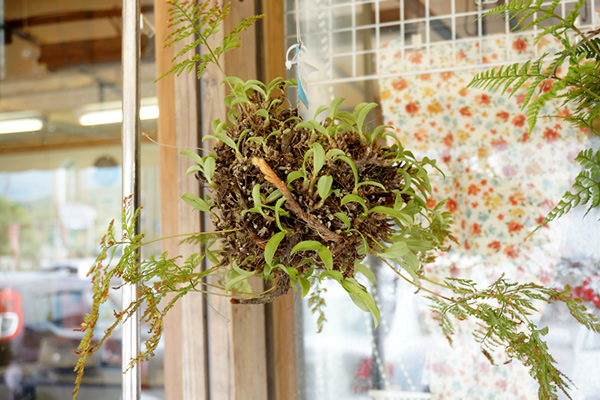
252,157,344,243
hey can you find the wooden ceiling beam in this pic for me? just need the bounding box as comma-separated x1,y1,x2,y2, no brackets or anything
39,36,150,71
4,5,153,30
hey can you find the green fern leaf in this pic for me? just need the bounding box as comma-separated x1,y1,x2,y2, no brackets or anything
533,149,600,232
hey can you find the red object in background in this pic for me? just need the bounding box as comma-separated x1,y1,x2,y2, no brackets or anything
0,288,24,341
571,275,600,309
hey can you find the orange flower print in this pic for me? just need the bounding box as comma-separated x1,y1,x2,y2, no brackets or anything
470,223,482,235
512,38,527,52
540,79,554,93
507,221,524,233
443,133,454,147
557,108,571,117
459,107,472,117
543,128,559,143
441,71,453,81
467,184,481,195
427,101,443,114
521,132,530,142
408,52,423,64
427,198,437,209
446,199,458,213
457,50,467,60
516,94,525,105
488,241,501,250
420,73,431,81
405,102,419,114
392,79,408,91
381,89,391,101
508,192,526,206
503,244,520,259
475,93,491,105
496,111,509,120
512,114,526,127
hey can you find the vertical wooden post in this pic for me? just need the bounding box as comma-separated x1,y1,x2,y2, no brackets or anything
201,1,268,399
155,1,207,399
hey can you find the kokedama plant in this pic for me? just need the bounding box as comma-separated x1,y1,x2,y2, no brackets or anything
73,1,600,400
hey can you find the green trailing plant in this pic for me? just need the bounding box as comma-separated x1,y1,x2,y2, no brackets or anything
467,0,600,230
73,1,600,399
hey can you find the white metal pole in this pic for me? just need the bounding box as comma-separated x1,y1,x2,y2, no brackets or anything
122,0,141,399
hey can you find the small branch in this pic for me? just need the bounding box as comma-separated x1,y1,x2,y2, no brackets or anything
252,158,344,243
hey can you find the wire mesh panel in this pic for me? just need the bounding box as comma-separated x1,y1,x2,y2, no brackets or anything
286,0,599,85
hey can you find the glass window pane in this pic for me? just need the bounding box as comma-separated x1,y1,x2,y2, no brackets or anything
0,1,163,399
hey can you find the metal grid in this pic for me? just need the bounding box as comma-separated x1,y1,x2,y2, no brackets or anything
285,0,599,84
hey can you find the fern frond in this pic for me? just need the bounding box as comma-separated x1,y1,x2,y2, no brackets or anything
532,149,600,233
430,276,600,400
467,56,549,97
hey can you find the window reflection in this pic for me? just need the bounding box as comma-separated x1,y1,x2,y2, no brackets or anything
0,0,163,398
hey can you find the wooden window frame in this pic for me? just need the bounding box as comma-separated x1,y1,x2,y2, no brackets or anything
155,1,297,399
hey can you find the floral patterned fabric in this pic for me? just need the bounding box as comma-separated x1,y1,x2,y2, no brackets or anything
379,31,597,399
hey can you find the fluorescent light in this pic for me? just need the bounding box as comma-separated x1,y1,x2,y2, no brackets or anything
0,115,44,135
78,98,159,126
79,110,123,126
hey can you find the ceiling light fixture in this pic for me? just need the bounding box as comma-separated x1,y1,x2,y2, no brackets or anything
78,98,159,126
0,113,44,135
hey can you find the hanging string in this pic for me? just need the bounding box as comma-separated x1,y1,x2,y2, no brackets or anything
285,0,318,109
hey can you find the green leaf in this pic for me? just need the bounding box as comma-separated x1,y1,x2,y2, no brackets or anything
313,105,329,120
215,131,238,154
185,164,202,175
341,278,380,327
265,189,283,203
318,246,333,271
264,231,286,266
368,206,412,226
335,155,359,192
379,241,410,258
401,251,421,282
317,175,333,201
349,229,369,255
354,102,378,133
247,136,265,145
291,240,323,254
341,194,368,213
357,181,386,191
180,149,204,165
312,142,326,175
298,276,311,298
334,212,351,229
204,156,216,182
329,97,346,119
274,197,288,232
325,148,346,160
286,170,305,185
205,249,219,265
354,261,376,285
182,193,212,212
255,109,269,119
226,261,255,292
319,270,344,282
251,184,264,214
